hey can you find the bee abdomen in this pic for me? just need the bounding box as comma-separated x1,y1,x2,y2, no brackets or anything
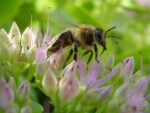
47,30,73,52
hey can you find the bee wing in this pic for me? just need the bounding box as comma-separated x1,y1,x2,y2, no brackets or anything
47,30,73,52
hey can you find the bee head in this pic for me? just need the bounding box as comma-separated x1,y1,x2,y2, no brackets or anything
95,28,106,50
95,27,116,51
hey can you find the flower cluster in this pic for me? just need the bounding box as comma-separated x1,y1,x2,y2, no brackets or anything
0,22,150,113
0,76,31,113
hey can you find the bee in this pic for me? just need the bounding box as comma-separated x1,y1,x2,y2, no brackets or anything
47,24,116,65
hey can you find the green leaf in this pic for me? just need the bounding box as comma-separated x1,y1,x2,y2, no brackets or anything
32,101,44,113
0,0,23,26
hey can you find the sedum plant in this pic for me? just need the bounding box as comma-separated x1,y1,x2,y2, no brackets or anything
0,22,150,113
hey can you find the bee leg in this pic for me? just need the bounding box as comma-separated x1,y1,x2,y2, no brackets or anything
73,41,78,61
94,44,99,63
82,50,90,57
100,48,104,54
66,49,73,62
63,49,73,67
84,50,93,70
87,50,93,65
81,50,93,69
100,47,106,55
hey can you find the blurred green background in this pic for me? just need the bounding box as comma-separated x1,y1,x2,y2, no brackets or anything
0,0,150,74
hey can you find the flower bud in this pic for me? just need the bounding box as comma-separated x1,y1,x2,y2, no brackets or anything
17,81,30,102
106,52,115,70
35,48,47,79
0,29,11,58
42,69,57,95
41,30,51,49
22,28,35,50
35,48,47,64
0,76,14,110
59,74,79,102
21,106,32,113
8,22,21,55
46,50,64,71
125,90,145,113
62,61,78,75
26,44,37,62
108,98,122,113
114,84,127,98
8,77,16,91
98,86,112,103
122,57,134,77
5,108,17,113
59,61,79,102
136,75,150,95
22,27,37,62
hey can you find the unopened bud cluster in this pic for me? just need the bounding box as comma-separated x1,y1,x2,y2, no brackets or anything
0,77,31,113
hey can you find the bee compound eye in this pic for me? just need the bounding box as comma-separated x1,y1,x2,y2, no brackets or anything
95,30,100,37
95,30,103,43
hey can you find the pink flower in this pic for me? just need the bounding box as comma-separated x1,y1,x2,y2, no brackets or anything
17,81,30,102
8,22,21,55
136,0,150,7
0,22,21,58
21,106,32,113
115,57,150,113
0,76,14,110
42,69,58,95
59,61,79,102
122,75,150,113
35,48,47,78
46,50,64,71
22,27,37,62
35,48,47,64
77,59,119,92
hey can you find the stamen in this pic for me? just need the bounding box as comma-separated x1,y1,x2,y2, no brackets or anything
30,12,32,30
139,51,144,75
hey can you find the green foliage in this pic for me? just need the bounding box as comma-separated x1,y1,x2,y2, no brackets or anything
0,0,23,28
32,101,44,113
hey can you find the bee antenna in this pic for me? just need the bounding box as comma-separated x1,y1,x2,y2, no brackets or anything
106,26,116,34
104,26,116,38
